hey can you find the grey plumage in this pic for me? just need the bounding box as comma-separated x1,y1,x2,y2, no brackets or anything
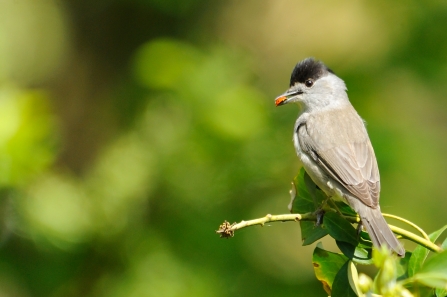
276,58,404,257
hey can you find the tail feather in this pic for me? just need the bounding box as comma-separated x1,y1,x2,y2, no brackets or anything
359,206,405,257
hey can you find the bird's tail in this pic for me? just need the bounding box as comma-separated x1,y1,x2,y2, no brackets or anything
358,206,405,257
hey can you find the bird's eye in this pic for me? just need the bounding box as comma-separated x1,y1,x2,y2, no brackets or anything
305,79,314,87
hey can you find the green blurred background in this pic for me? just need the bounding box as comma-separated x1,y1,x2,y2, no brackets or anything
1,0,447,296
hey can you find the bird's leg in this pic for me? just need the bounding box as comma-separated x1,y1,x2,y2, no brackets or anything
327,199,343,215
313,197,330,227
314,208,325,227
313,196,345,227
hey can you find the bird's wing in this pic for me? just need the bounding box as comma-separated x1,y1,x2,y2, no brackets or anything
297,108,380,207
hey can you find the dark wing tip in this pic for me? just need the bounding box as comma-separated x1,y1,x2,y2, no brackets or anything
289,57,333,87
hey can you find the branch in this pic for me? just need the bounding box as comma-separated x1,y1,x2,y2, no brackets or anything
216,213,316,238
388,224,441,253
383,213,430,241
216,212,442,253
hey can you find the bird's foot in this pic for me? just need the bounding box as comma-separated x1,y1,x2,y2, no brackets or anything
313,208,326,227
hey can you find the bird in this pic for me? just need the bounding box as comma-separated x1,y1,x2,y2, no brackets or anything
275,58,405,257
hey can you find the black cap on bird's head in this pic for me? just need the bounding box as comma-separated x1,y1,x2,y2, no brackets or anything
275,58,335,107
289,58,333,87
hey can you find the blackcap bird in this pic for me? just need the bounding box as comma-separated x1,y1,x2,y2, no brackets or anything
275,58,404,257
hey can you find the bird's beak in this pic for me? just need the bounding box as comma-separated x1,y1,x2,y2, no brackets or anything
275,95,288,106
275,89,303,106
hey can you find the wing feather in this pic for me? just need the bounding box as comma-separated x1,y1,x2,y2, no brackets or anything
297,107,380,207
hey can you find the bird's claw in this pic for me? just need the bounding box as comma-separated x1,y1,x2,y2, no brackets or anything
313,208,325,227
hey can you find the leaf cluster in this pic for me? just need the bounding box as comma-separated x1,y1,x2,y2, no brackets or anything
290,168,447,297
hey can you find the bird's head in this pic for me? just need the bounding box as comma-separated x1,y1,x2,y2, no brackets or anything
275,58,348,111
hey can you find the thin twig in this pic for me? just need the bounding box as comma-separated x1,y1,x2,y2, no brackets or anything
216,212,442,253
388,224,441,253
216,213,313,238
382,213,430,241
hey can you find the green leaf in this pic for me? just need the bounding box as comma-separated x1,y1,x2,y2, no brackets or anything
304,170,318,203
301,221,328,245
347,261,363,296
324,211,358,246
441,236,447,250
313,244,348,295
303,171,326,208
331,260,358,297
405,284,435,297
291,169,329,245
408,225,447,277
396,252,412,281
419,251,447,276
336,240,373,265
334,201,357,217
413,273,447,289
290,168,315,214
315,188,328,210
358,230,373,249
413,249,447,289
435,287,447,297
